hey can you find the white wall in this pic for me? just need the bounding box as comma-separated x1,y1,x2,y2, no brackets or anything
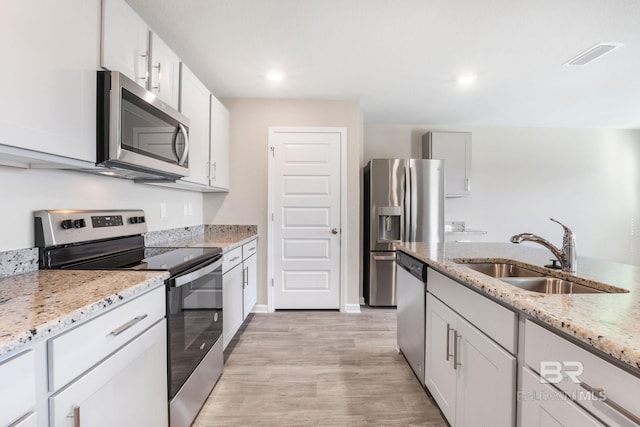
0,166,203,251
365,124,640,265
203,99,363,309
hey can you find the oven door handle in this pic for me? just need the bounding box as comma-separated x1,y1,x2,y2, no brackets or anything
173,258,222,288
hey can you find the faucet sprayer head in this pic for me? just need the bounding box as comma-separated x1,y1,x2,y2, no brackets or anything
510,234,524,243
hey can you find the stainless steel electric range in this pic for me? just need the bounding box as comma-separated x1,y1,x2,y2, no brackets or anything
35,209,223,427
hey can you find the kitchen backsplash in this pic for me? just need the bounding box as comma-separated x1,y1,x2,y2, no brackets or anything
0,248,38,277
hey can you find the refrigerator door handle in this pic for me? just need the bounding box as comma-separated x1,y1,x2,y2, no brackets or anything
403,162,411,242
407,162,418,241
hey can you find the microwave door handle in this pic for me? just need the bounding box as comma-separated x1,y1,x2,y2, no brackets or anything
173,123,189,166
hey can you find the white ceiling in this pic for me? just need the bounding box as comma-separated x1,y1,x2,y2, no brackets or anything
126,0,640,128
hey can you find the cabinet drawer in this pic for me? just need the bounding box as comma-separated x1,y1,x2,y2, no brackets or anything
48,286,165,391
428,268,517,353
0,350,35,427
525,320,640,426
223,247,243,273
243,239,257,260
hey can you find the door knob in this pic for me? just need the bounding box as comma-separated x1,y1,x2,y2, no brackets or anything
331,228,338,234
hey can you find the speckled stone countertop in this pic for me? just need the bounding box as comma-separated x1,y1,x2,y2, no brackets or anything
0,269,168,358
396,242,640,372
150,225,258,253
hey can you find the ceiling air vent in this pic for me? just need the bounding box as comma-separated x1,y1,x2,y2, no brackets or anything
563,43,623,66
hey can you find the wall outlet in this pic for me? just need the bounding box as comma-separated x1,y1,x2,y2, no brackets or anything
183,203,189,216
188,203,193,216
160,202,167,218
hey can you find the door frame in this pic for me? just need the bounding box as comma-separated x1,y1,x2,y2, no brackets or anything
267,127,348,312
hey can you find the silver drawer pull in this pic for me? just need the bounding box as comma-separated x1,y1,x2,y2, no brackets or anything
67,406,80,427
230,256,240,262
453,332,462,370
446,324,453,361
109,314,148,337
580,382,640,424
248,246,256,252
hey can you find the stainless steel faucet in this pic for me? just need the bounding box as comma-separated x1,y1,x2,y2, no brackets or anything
510,218,576,273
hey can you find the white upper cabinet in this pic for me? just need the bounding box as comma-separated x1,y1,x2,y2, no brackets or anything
179,63,211,186
101,0,180,109
149,33,180,110
101,0,149,87
422,131,472,197
210,95,230,191
0,0,100,164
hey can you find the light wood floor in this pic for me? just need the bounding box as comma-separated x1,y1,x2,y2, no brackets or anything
192,308,448,426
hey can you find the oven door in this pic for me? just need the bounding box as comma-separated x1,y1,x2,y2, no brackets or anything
167,256,223,427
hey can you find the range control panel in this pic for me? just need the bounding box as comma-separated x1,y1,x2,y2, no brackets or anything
34,209,147,247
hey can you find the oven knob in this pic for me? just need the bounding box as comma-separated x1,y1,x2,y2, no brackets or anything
138,216,145,223
61,219,73,230
73,219,86,228
128,217,137,224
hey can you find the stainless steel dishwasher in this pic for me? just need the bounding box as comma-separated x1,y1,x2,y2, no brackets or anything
396,251,428,385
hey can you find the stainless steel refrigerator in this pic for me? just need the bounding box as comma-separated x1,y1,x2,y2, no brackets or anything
363,159,444,306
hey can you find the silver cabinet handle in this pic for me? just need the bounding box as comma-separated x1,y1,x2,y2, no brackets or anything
151,62,161,91
453,331,462,370
212,161,217,181
248,246,256,252
230,256,240,263
138,51,149,84
446,324,453,361
67,406,81,427
580,382,640,424
109,314,148,337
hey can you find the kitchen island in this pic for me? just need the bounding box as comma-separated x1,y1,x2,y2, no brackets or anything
396,241,640,371
397,241,640,427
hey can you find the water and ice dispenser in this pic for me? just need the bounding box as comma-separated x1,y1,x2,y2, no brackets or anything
376,206,403,243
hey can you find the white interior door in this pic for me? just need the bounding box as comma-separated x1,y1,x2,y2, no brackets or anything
270,128,342,309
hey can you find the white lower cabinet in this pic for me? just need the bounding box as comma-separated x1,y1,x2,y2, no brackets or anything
223,247,244,349
242,239,258,319
425,293,516,427
520,367,603,427
523,320,640,426
0,350,36,426
49,320,167,427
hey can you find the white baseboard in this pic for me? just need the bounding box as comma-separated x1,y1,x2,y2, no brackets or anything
344,303,361,313
252,304,269,313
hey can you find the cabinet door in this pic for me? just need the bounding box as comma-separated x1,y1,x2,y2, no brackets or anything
243,253,258,318
429,132,471,197
0,350,35,427
455,317,516,427
209,95,230,190
149,33,180,109
425,293,458,425
49,320,168,427
179,63,211,186
101,0,149,87
521,368,604,427
223,264,244,349
0,0,99,163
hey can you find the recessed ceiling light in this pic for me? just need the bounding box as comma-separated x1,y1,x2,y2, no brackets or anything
457,74,477,86
266,72,284,82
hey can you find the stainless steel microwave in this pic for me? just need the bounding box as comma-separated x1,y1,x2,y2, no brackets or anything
97,70,190,181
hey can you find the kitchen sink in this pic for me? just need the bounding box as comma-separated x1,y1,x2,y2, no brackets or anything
456,262,546,278
456,260,628,294
501,277,603,294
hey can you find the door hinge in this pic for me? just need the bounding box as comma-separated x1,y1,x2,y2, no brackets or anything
270,146,275,157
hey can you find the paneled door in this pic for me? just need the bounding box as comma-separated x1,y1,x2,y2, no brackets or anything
269,128,343,309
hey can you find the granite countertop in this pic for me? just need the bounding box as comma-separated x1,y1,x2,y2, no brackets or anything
0,269,168,358
396,241,640,372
